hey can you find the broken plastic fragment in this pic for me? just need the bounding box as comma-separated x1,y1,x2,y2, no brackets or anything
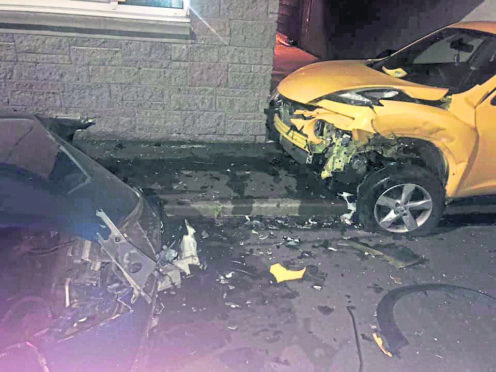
338,192,356,225
373,333,393,357
164,249,178,262
174,219,200,275
270,263,306,283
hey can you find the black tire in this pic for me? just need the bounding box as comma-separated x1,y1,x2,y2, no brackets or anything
357,165,445,236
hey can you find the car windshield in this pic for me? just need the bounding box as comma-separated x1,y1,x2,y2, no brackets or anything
0,115,139,241
370,28,496,93
0,116,90,193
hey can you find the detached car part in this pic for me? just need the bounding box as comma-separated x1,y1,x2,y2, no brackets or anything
375,283,496,356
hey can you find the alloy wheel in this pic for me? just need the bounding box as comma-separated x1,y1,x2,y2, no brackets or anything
373,183,433,233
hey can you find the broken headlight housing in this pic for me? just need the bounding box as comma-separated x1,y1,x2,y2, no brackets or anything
311,88,405,107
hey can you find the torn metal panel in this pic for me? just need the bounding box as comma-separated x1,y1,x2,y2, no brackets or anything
97,210,202,301
97,209,157,303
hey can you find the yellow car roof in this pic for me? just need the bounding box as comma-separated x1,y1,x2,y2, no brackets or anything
449,21,496,34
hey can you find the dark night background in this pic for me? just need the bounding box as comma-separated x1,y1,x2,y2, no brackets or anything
277,0,485,60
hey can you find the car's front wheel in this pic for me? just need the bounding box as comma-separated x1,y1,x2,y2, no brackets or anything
357,165,445,236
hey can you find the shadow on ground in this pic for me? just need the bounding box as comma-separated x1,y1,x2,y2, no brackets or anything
145,217,341,372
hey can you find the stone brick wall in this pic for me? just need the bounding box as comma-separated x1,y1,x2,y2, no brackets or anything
0,0,279,142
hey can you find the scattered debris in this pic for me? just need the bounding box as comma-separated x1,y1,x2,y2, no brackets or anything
301,218,318,229
224,302,241,309
304,265,328,287
174,220,201,275
345,239,425,268
375,284,496,356
317,305,334,315
389,275,403,285
339,192,356,225
283,236,301,248
361,333,374,342
251,230,269,240
372,333,393,358
270,263,306,283
276,33,296,47
265,335,281,343
297,251,314,259
368,284,385,294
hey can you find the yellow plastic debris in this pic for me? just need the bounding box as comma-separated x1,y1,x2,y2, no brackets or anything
373,333,393,358
270,263,306,283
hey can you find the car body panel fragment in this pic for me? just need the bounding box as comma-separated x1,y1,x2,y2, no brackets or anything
96,209,157,303
375,284,496,356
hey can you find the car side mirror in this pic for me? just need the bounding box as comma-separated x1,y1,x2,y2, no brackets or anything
375,49,397,59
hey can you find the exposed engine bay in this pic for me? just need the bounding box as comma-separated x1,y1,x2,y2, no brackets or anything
0,218,200,353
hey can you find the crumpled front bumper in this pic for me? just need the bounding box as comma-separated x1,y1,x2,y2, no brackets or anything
274,114,309,151
269,111,325,167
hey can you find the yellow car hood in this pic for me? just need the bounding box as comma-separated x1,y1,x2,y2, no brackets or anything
277,60,449,103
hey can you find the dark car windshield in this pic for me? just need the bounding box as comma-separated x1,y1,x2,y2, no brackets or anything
370,28,496,93
0,115,139,241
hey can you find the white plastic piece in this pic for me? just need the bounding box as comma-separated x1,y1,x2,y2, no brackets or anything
174,219,200,275
339,192,356,225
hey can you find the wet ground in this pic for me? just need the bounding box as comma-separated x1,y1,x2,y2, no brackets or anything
141,216,495,372
80,142,496,371
93,142,331,203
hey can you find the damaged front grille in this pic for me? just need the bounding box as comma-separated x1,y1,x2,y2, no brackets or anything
274,95,316,127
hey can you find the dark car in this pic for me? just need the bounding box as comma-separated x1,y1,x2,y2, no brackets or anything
0,112,199,371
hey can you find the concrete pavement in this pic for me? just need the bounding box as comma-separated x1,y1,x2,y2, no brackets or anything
144,215,496,371
77,140,496,222
76,139,496,371
76,140,350,218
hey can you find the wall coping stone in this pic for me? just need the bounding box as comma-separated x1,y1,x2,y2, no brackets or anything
0,11,191,42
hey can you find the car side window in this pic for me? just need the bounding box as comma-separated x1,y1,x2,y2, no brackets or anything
0,117,59,179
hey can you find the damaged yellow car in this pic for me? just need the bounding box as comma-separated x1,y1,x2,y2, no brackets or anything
268,21,496,235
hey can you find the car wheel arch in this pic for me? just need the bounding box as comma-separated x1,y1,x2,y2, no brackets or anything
394,137,449,185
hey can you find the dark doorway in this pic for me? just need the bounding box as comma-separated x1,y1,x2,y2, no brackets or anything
275,0,486,60
277,0,301,44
